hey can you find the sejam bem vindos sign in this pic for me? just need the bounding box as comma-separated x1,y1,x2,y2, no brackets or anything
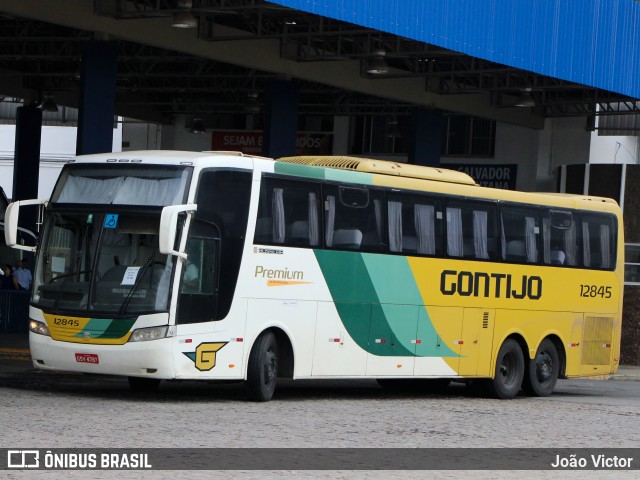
211,130,332,156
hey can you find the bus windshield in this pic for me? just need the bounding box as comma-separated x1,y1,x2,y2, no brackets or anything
51,164,191,206
33,209,175,316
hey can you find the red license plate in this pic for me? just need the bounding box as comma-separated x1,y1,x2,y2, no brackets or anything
75,353,99,364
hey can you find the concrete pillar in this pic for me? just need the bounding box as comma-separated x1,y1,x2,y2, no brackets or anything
76,41,118,155
408,109,443,167
12,105,42,231
332,116,349,155
262,79,299,158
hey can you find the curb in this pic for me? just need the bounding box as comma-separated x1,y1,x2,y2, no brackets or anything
0,347,31,362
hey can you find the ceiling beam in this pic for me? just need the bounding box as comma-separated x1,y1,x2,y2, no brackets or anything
0,0,545,129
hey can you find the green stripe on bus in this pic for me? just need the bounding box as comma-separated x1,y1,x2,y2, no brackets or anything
324,169,372,184
75,317,135,339
361,254,458,357
314,250,414,356
98,318,136,338
274,162,373,185
315,250,458,358
274,162,326,179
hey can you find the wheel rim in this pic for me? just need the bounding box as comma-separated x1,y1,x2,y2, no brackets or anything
263,348,277,386
499,352,518,387
535,350,554,384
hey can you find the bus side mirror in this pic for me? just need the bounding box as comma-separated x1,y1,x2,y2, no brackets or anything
4,199,47,252
159,204,197,259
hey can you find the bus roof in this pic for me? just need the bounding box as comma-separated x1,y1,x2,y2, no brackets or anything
277,156,477,186
67,150,270,165
275,155,620,214
64,151,620,213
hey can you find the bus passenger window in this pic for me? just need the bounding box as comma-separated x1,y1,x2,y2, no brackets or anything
447,201,497,260
387,194,442,256
324,185,385,252
544,210,579,267
255,177,321,247
501,206,540,263
581,215,615,269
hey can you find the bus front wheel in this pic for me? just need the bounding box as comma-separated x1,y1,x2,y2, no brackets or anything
246,331,279,402
523,339,559,397
485,339,524,399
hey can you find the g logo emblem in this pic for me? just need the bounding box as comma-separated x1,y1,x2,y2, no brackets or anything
193,342,227,371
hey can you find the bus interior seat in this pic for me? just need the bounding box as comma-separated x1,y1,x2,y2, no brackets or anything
550,250,566,265
486,237,497,257
333,229,363,249
290,220,309,243
254,217,273,242
361,230,382,248
506,240,527,261
463,238,475,257
402,235,417,252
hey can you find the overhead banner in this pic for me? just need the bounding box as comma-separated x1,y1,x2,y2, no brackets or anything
211,131,332,156
446,163,518,190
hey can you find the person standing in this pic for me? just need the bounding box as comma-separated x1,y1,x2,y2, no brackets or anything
1,264,17,290
13,259,32,291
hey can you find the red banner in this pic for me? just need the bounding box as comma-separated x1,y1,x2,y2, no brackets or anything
211,131,332,156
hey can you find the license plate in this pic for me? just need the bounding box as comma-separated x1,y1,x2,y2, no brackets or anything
75,353,99,364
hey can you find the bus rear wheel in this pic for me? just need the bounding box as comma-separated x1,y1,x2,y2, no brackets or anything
128,376,161,393
246,331,278,402
484,339,524,399
523,339,559,397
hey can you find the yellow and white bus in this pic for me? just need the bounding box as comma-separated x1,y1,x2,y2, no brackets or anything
5,151,623,401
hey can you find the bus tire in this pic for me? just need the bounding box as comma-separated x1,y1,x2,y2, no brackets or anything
485,339,524,399
246,331,278,402
128,376,161,393
523,339,559,397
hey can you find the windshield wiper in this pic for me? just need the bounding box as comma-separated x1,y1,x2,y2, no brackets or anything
117,255,155,316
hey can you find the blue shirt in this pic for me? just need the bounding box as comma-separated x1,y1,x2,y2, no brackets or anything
14,267,32,290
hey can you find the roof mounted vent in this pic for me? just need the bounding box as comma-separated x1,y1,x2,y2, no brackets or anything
276,156,477,186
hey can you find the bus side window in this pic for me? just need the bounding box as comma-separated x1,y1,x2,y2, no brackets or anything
501,206,540,263
581,214,615,269
177,223,221,325
255,177,321,247
447,201,497,260
544,209,579,267
324,185,385,252
387,193,443,256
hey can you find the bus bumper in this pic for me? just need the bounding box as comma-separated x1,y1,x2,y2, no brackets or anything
29,332,175,379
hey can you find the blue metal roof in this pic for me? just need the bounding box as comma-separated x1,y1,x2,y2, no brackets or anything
270,0,640,99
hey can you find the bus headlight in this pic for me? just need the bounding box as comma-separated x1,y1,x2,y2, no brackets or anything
128,326,169,342
29,320,50,336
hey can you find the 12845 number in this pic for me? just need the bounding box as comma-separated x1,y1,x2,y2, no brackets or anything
580,285,612,298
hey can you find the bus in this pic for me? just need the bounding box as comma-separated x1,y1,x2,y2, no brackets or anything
5,151,623,401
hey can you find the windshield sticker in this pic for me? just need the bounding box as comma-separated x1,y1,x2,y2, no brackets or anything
121,266,141,285
51,256,66,273
104,214,119,229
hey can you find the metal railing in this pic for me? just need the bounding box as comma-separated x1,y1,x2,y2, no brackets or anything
0,290,30,334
